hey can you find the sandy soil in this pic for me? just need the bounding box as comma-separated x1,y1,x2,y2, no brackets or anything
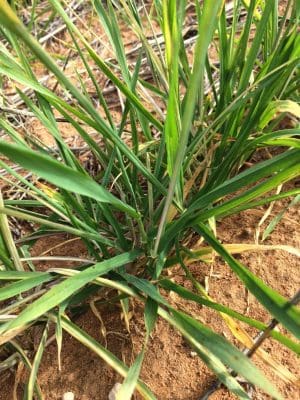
0,185,299,400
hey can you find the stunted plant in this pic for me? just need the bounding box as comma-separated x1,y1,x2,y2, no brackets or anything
0,0,299,399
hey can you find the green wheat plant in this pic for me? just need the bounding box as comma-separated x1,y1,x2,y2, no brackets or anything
0,0,299,399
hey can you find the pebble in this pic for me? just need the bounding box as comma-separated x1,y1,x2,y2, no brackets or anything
63,392,75,400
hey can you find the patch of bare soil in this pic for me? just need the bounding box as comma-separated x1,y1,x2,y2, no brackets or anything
0,190,299,400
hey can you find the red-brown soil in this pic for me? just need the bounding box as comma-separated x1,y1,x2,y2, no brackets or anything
1,190,299,400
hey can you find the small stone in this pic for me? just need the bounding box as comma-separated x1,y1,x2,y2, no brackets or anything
63,392,74,400
190,351,197,357
108,383,122,400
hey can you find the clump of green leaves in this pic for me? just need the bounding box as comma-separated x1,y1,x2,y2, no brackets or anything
0,1,299,399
